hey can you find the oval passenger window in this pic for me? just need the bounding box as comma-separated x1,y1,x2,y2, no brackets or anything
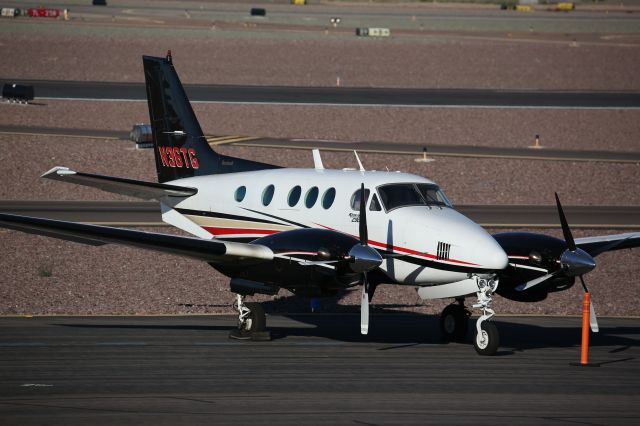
322,188,336,209
262,184,275,206
235,186,246,202
305,187,319,208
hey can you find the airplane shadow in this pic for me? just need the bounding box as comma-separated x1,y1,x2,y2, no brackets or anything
52,293,640,355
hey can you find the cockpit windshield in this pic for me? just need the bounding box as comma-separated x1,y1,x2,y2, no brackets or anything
377,183,452,211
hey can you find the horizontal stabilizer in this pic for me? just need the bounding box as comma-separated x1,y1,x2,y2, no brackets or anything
42,167,197,200
0,213,273,265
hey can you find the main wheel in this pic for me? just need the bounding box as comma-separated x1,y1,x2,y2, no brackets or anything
474,321,499,356
242,302,266,332
440,304,469,342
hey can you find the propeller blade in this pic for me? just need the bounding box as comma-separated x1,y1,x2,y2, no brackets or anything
516,271,559,291
359,183,368,246
555,192,576,251
360,274,369,335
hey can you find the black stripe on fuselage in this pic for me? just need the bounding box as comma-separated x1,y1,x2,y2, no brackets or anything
388,250,492,272
241,208,309,229
175,208,285,226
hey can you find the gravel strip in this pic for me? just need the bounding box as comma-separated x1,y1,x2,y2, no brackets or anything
3,101,639,153
2,29,640,90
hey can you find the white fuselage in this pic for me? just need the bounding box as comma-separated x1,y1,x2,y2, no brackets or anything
166,168,508,286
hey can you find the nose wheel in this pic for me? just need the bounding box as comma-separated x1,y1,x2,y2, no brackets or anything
474,321,499,355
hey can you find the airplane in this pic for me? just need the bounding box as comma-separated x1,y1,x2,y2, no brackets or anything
0,52,638,356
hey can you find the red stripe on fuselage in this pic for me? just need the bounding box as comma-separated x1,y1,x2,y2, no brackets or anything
202,226,278,236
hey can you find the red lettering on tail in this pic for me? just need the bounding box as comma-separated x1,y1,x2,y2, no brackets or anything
188,148,199,169
157,146,199,169
158,147,169,167
172,147,183,167
179,147,190,168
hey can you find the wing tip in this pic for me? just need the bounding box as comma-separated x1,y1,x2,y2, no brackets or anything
41,166,75,179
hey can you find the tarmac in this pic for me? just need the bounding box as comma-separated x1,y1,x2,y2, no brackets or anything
8,79,640,108
1,314,639,425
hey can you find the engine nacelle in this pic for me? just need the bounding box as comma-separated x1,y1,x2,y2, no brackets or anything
493,232,575,302
212,228,366,297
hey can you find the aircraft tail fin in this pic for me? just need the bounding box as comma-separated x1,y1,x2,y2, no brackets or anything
142,52,278,183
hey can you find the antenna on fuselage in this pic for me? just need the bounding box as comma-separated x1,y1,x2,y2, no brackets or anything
312,149,324,170
353,150,365,171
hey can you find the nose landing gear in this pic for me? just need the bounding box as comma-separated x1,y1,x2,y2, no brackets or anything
438,275,500,355
472,276,499,355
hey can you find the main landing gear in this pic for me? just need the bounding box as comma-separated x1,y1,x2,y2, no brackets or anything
438,275,500,356
229,294,270,341
439,298,470,342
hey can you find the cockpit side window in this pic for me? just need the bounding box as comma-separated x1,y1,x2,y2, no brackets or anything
376,183,452,211
416,184,452,207
377,184,423,211
369,194,382,211
350,188,370,211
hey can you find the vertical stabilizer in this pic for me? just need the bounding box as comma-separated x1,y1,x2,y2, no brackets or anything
143,52,278,183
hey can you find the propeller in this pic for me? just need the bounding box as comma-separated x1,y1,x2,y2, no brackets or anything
518,193,598,332
348,183,382,335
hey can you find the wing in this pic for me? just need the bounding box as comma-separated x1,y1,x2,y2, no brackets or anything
576,232,640,257
42,167,197,200
0,213,272,265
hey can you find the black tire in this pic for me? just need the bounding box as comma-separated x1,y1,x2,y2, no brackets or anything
474,321,499,356
440,304,469,342
243,302,266,332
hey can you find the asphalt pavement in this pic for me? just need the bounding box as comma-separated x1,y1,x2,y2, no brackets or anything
0,314,639,425
6,79,640,108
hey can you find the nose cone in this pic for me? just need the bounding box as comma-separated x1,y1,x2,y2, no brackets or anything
475,235,509,271
401,207,508,271
437,208,508,270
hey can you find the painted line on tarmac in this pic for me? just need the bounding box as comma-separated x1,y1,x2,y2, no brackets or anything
234,142,640,164
95,342,147,346
0,131,121,140
0,342,48,347
35,97,640,110
207,135,259,145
